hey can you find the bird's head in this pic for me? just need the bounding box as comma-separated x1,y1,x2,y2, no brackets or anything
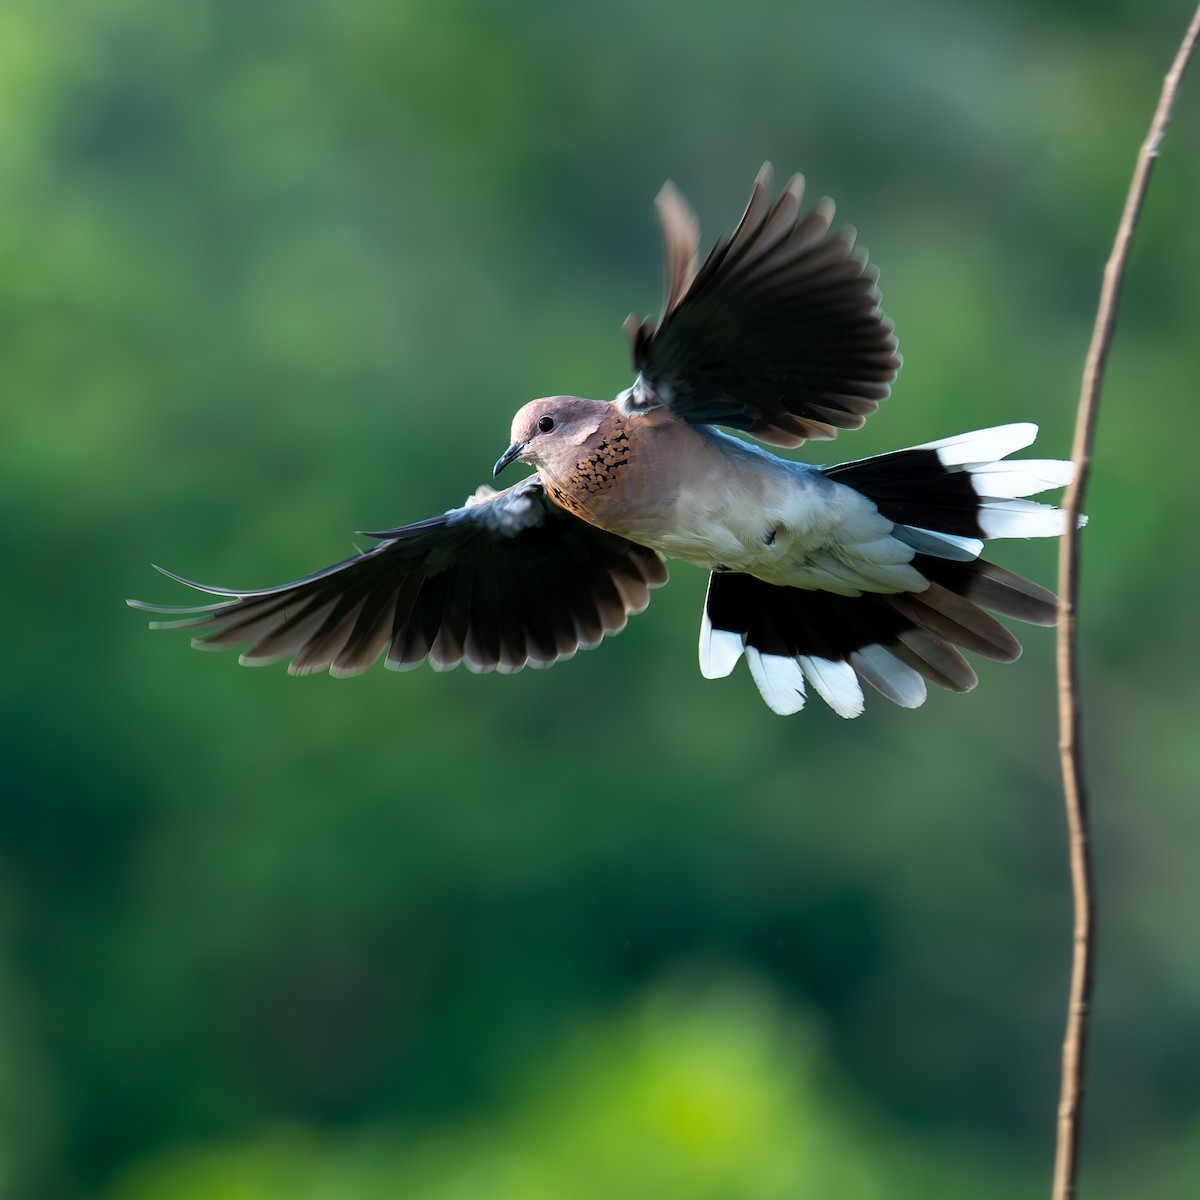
494,396,610,478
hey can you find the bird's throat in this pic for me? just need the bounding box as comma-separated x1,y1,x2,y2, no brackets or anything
544,412,636,524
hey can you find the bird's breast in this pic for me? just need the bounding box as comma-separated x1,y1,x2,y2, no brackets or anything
552,419,825,568
564,424,634,500
541,411,668,533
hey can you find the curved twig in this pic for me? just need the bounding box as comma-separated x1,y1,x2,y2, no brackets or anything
1053,8,1200,1199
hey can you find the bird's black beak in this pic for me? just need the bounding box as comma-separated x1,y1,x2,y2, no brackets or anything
493,441,525,478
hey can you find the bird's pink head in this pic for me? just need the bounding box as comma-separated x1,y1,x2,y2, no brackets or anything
494,396,610,477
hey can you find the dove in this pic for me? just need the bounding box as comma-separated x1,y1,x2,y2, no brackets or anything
130,165,1074,717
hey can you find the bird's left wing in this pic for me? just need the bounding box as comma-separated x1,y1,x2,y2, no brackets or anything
128,477,668,675
624,163,902,448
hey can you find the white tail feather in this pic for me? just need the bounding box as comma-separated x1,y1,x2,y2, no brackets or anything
798,655,865,718
699,610,745,679
850,645,928,708
966,459,1075,498
917,423,1039,466
978,499,1072,539
745,648,806,715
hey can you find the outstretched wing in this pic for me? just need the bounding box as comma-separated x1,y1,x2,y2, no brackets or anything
624,163,902,448
128,477,668,676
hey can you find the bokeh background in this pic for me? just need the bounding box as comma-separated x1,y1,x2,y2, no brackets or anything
4,0,1200,1196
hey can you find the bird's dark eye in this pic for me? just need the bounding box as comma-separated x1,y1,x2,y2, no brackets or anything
537,415,556,433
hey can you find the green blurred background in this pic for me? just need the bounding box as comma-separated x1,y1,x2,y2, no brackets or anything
4,0,1200,1196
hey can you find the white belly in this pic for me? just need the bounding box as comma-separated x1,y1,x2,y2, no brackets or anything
649,440,925,596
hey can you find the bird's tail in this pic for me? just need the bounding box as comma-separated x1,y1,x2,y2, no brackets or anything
699,424,1077,717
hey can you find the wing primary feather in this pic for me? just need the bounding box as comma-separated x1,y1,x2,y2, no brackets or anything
238,598,340,665
330,588,400,677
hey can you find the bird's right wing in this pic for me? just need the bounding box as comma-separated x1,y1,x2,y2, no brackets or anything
128,477,668,675
624,164,902,448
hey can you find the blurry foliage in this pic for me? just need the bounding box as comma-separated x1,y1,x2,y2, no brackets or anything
106,980,1033,1200
2,0,1199,1197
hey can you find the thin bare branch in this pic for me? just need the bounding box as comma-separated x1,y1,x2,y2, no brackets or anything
1053,8,1200,1199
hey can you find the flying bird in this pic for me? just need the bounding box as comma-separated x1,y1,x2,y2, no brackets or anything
130,165,1075,717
